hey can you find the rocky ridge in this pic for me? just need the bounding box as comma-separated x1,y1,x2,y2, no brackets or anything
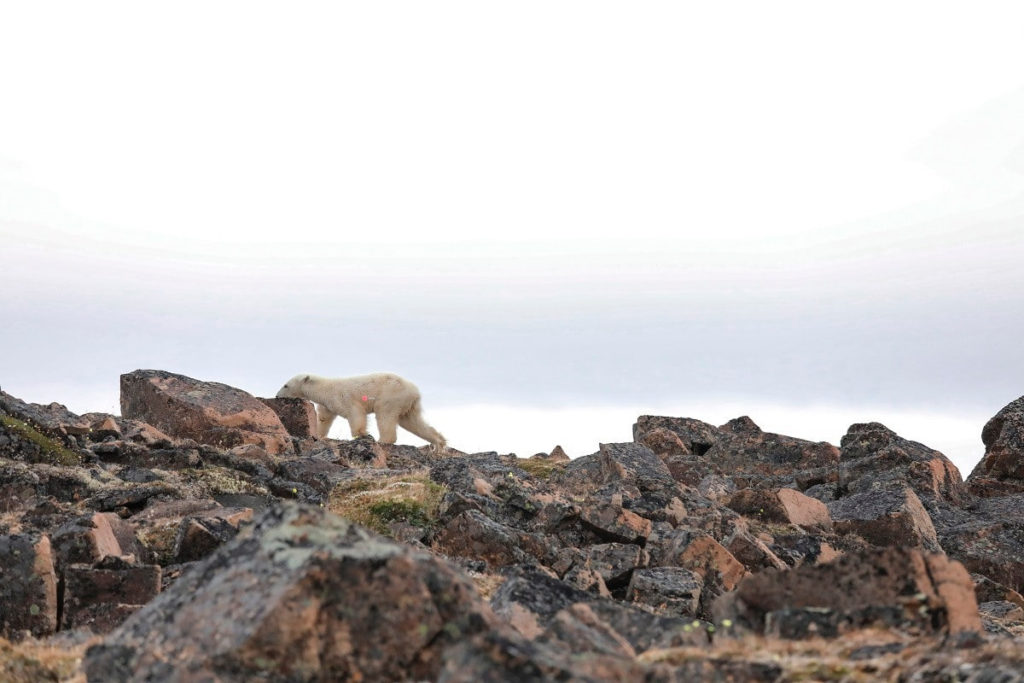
0,369,1021,681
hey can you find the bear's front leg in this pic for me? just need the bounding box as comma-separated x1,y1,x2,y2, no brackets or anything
314,404,337,438
346,404,368,438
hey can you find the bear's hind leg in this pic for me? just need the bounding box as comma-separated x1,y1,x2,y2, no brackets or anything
398,411,446,452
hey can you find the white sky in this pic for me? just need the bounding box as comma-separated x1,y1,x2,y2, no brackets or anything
3,2,1024,475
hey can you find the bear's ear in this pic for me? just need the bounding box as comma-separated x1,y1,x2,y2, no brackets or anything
302,375,310,383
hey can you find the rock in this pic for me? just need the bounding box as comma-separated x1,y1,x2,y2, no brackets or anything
625,567,703,618
433,509,554,569
51,512,124,570
939,494,1024,593
0,533,58,639
658,532,747,592
437,628,646,682
727,488,833,532
828,487,940,552
541,603,637,659
724,528,790,572
84,503,496,682
171,506,253,563
258,396,318,439
715,546,982,637
62,559,162,633
595,442,679,494
579,501,653,545
119,369,292,454
491,566,705,654
633,416,720,455
967,395,1024,496
637,427,691,456
635,415,840,493
839,422,967,505
584,542,649,589
276,458,353,496
705,419,841,491
973,574,1024,610
547,445,570,462
0,390,91,440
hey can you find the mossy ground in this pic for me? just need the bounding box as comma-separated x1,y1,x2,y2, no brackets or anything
328,473,446,536
515,457,566,480
178,466,269,498
0,414,82,467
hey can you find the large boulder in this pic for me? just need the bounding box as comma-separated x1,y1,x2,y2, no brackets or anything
634,415,839,492
120,370,292,454
84,503,496,682
839,422,966,505
967,395,1024,497
715,546,981,638
828,487,941,552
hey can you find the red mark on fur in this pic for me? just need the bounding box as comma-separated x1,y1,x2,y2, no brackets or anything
361,395,368,402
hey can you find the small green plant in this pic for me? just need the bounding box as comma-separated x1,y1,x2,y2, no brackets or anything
0,414,82,466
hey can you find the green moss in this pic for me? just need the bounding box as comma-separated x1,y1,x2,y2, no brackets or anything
0,414,82,467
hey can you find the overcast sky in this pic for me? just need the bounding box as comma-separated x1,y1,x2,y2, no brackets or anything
2,3,1023,474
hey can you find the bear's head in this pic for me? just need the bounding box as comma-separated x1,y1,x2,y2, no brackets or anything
276,374,311,398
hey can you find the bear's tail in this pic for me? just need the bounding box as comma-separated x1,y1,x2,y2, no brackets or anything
401,398,447,452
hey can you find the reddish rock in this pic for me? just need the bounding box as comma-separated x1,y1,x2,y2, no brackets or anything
728,488,832,531
259,397,318,439
63,557,162,633
840,422,967,505
580,502,652,545
671,533,747,592
633,415,720,455
725,528,789,572
547,445,570,462
829,487,940,552
636,415,840,493
120,370,292,454
967,395,1024,496
715,546,981,637
0,534,58,639
52,512,124,570
638,427,691,456
84,503,497,682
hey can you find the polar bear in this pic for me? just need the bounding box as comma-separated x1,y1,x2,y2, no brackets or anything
276,372,446,451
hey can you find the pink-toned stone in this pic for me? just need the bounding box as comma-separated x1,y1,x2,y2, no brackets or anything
259,397,318,439
120,369,292,454
728,488,832,531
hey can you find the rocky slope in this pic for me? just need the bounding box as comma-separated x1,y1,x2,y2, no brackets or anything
1,369,1023,681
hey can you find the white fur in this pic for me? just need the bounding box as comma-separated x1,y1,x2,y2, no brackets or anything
276,372,446,451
